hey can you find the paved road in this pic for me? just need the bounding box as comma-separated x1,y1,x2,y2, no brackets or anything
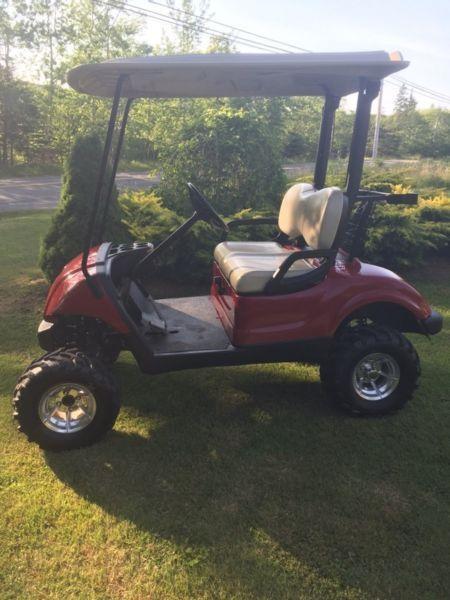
0,159,418,213
0,172,159,213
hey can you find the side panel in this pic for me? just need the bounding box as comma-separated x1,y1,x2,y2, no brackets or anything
212,258,431,347
211,262,236,340
44,248,130,334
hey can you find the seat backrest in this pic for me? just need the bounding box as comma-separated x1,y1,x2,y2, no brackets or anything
278,183,347,250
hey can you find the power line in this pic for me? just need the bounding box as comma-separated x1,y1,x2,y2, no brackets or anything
95,0,293,53
391,75,450,103
97,0,450,107
148,1,450,105
386,80,450,106
385,79,450,107
393,75,450,100
147,0,311,53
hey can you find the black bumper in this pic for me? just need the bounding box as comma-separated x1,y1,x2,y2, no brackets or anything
421,310,443,335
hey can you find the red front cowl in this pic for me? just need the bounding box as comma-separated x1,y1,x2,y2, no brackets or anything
211,257,431,347
44,248,130,334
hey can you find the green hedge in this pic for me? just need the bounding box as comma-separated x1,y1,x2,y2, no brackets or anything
120,191,278,282
363,194,450,268
120,187,450,279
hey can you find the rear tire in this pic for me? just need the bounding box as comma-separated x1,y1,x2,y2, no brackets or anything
13,348,120,451
320,324,420,415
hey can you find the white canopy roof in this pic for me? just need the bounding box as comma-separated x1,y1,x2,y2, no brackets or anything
67,51,408,99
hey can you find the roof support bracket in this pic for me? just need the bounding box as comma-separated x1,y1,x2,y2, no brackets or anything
345,78,380,204
81,75,128,296
314,94,340,189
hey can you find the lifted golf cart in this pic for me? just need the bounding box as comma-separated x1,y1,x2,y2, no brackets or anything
13,52,443,450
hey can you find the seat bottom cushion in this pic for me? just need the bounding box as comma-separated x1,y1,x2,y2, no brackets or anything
220,252,315,294
214,241,289,265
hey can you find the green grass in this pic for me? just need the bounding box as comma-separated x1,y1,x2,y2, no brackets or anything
1,211,450,599
0,163,62,179
118,158,159,173
287,158,450,196
0,160,158,179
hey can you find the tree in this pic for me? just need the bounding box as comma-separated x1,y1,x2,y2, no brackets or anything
331,110,354,159
16,0,71,104
420,108,450,157
153,97,287,216
282,97,322,159
39,133,127,281
0,70,41,164
394,84,417,114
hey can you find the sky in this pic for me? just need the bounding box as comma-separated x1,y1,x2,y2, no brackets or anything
135,0,450,113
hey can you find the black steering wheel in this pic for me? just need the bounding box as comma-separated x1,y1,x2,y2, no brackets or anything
187,183,229,232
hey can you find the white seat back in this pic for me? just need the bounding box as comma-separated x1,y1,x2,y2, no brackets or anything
278,183,346,250
278,182,313,239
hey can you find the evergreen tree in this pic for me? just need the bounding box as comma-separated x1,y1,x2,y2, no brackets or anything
394,84,417,114
39,133,128,281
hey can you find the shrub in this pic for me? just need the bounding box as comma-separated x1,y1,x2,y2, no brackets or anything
417,195,450,257
152,98,287,216
364,205,442,269
120,190,278,283
39,134,128,282
418,195,450,222
120,186,450,283
363,192,450,269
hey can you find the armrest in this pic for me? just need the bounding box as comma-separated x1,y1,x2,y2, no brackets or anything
356,190,418,205
226,216,278,228
271,248,336,284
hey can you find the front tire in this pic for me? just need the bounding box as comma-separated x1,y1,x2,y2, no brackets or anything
13,348,120,451
320,325,420,415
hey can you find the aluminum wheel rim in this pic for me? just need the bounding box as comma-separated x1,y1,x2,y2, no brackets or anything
38,383,97,434
352,352,400,401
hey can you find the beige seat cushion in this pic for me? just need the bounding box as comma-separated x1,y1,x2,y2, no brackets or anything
213,241,288,265
214,181,314,267
279,183,345,250
278,182,314,238
221,252,314,294
213,183,346,294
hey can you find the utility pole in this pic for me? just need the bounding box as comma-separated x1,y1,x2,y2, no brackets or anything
372,80,383,160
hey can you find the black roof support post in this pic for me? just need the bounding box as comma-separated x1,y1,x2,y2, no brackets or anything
314,94,340,190
81,75,126,296
96,97,133,244
345,78,380,205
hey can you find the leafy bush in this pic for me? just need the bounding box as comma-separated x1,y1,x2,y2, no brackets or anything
363,191,450,269
152,98,286,217
418,195,450,222
417,196,450,257
39,134,128,281
121,190,218,281
364,205,442,269
120,185,450,284
120,190,278,282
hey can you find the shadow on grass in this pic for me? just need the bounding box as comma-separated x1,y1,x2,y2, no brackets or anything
45,361,450,597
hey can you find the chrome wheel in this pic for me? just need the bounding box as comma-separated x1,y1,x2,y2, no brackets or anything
38,383,96,434
352,352,400,401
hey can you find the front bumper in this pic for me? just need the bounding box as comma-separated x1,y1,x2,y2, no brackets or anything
421,310,443,335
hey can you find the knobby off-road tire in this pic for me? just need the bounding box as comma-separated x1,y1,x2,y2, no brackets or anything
320,324,420,415
13,348,120,451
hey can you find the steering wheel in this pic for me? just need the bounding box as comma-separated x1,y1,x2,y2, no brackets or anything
187,183,229,232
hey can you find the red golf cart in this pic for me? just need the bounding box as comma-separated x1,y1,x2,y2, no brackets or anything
13,52,442,450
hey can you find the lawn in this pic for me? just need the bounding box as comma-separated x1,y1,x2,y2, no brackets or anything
0,210,449,599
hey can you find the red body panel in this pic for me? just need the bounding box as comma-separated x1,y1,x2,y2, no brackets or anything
44,248,130,334
211,255,431,347
44,247,431,348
